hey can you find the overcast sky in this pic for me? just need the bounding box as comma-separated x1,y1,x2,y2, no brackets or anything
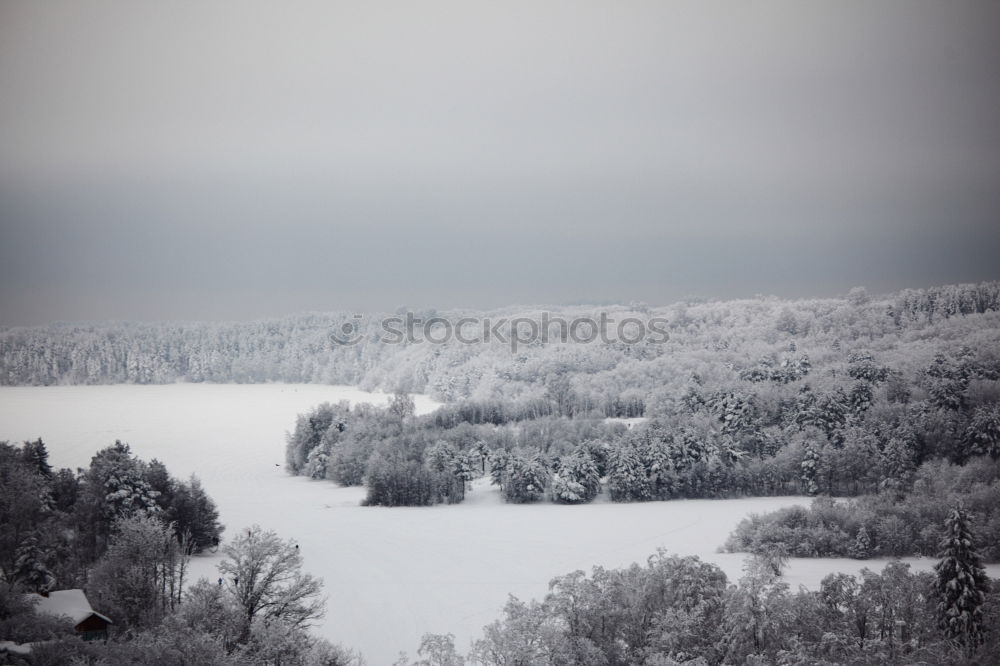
1,1,998,325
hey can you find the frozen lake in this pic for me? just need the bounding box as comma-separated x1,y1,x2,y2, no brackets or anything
2,384,993,663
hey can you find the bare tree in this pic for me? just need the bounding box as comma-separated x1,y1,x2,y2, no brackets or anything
218,525,325,642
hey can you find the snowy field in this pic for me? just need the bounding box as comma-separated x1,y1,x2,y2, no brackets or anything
2,384,997,663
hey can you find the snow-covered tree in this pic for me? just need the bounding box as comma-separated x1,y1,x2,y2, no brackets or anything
452,450,480,483
470,596,568,665
800,444,820,496
285,402,340,474
721,556,792,660
389,391,416,421
88,513,188,629
498,452,549,503
488,449,511,489
426,441,459,475
327,430,374,486
12,536,55,593
607,443,648,502
73,441,161,563
551,451,601,504
878,436,916,497
304,443,331,480
167,476,223,554
847,351,889,384
849,526,872,560
219,525,325,643
934,506,990,653
103,464,160,522
397,633,466,666
0,445,50,582
20,438,52,478
965,404,1000,460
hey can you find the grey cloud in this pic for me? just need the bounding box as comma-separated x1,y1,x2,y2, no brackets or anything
1,1,998,324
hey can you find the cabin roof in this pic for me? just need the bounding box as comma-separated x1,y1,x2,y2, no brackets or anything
0,640,32,656
28,589,113,627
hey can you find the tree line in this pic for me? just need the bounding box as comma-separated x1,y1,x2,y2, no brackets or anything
726,456,1000,561
1,439,223,595
3,283,998,414
283,331,1000,546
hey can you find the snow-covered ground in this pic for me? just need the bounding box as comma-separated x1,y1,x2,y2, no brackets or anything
603,416,648,429
2,384,997,663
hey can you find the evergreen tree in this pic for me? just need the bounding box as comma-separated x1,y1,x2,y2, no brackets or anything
75,441,162,562
426,441,459,475
12,535,55,593
933,506,990,654
487,449,511,489
849,526,872,560
551,451,601,504
0,447,51,578
800,445,819,496
285,402,339,474
607,443,648,502
167,476,224,553
643,434,676,500
965,404,1000,461
49,467,79,514
143,458,175,512
499,453,548,503
472,440,489,475
20,438,52,478
451,450,479,484
103,465,160,521
878,437,915,497
847,381,874,418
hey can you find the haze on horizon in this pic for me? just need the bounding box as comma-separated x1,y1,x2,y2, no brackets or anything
1,1,999,326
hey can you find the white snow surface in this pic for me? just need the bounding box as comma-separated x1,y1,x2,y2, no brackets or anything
2,384,997,664
29,589,110,626
603,416,648,429
0,640,32,655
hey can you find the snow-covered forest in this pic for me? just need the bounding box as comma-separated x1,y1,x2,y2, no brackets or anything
4,283,999,409
395,536,996,666
270,283,1000,558
3,281,1000,664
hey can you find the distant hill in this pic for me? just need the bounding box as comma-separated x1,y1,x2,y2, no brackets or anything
2,282,998,415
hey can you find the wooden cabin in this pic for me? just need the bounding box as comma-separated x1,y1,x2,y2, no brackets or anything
29,589,113,641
